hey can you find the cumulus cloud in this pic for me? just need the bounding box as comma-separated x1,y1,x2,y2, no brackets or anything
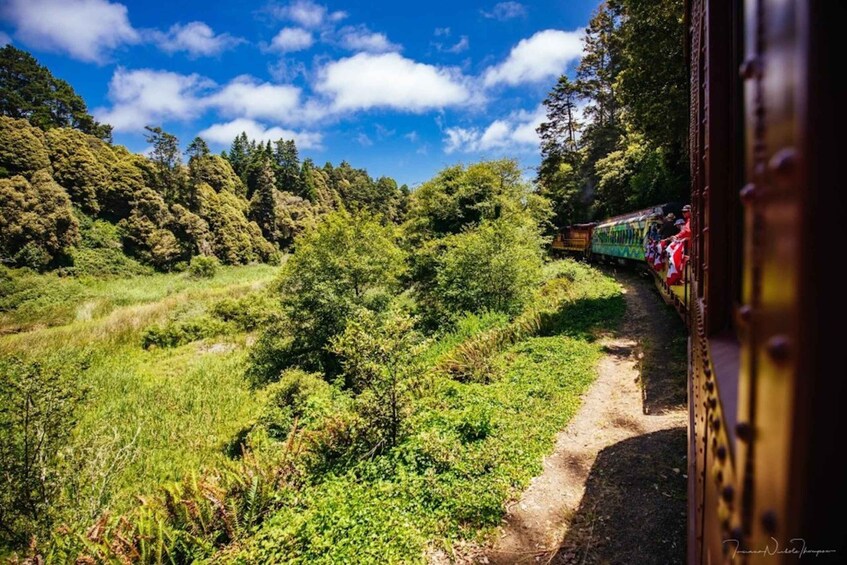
269,0,345,29
316,52,471,112
94,68,213,131
443,105,545,154
269,27,313,52
483,29,583,87
1,0,139,63
338,25,401,53
199,118,322,149
481,2,527,21
95,68,318,133
153,21,243,57
205,76,302,122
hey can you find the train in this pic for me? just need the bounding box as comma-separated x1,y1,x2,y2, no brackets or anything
554,1,845,562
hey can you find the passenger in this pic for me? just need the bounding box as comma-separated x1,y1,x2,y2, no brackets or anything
666,205,692,285
674,205,692,243
659,213,678,239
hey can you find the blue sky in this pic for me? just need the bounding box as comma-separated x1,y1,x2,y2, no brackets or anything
1,0,597,187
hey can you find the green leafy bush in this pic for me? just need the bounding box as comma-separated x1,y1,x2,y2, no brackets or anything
188,255,219,278
0,357,86,551
250,209,405,382
432,216,545,319
210,292,277,331
0,171,79,269
141,316,230,349
331,309,424,450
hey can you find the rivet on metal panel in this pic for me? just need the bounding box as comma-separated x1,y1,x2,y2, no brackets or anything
739,57,762,79
766,335,790,362
705,381,714,392
740,183,757,204
729,526,744,545
761,510,778,535
709,397,717,409
768,148,796,176
736,422,753,442
716,445,727,461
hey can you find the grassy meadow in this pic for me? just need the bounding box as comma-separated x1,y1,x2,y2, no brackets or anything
1,258,625,563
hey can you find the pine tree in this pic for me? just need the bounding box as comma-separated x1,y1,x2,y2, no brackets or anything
0,46,112,140
249,157,278,244
273,139,305,197
225,132,249,178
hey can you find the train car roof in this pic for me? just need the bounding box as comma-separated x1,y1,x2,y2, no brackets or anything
595,205,665,228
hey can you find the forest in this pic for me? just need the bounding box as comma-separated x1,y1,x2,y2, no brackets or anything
0,0,686,562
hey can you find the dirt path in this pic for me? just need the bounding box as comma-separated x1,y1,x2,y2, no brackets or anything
481,271,688,565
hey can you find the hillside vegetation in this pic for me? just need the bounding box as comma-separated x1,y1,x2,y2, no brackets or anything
0,1,689,555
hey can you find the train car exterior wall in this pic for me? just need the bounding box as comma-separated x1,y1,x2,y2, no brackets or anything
686,0,844,562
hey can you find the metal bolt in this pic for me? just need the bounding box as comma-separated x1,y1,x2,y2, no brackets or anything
736,422,752,442
709,397,717,409
766,335,790,362
706,381,714,392
739,57,762,79
769,148,796,176
716,445,727,461
722,485,735,503
740,183,757,204
761,510,778,534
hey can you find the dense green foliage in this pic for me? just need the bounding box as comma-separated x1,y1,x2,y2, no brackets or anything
0,46,112,141
433,217,545,318
0,48,404,275
537,0,688,225
1,152,633,564
0,357,86,548
250,210,406,381
0,170,80,269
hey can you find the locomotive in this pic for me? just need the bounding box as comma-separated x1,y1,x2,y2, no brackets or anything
555,1,845,562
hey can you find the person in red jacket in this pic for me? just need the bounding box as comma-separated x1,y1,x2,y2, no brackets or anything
675,205,691,242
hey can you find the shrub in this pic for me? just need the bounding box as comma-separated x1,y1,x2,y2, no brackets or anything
210,293,277,331
141,316,230,349
0,117,51,179
249,209,405,381
331,309,424,450
0,357,86,551
0,171,79,269
432,216,545,318
44,127,108,213
188,255,219,278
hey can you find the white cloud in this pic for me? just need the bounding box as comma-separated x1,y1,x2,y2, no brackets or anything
205,76,302,122
316,52,471,112
270,27,313,52
434,27,450,37
483,29,583,87
355,133,373,146
443,105,545,154
338,26,401,53
2,0,139,63
95,68,212,131
199,118,322,149
0,32,11,46
269,0,345,29
153,21,243,57
446,36,469,54
481,2,527,21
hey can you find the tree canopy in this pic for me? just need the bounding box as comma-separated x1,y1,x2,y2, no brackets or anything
0,45,112,141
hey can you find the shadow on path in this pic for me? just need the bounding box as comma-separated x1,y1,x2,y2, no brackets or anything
550,427,688,565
